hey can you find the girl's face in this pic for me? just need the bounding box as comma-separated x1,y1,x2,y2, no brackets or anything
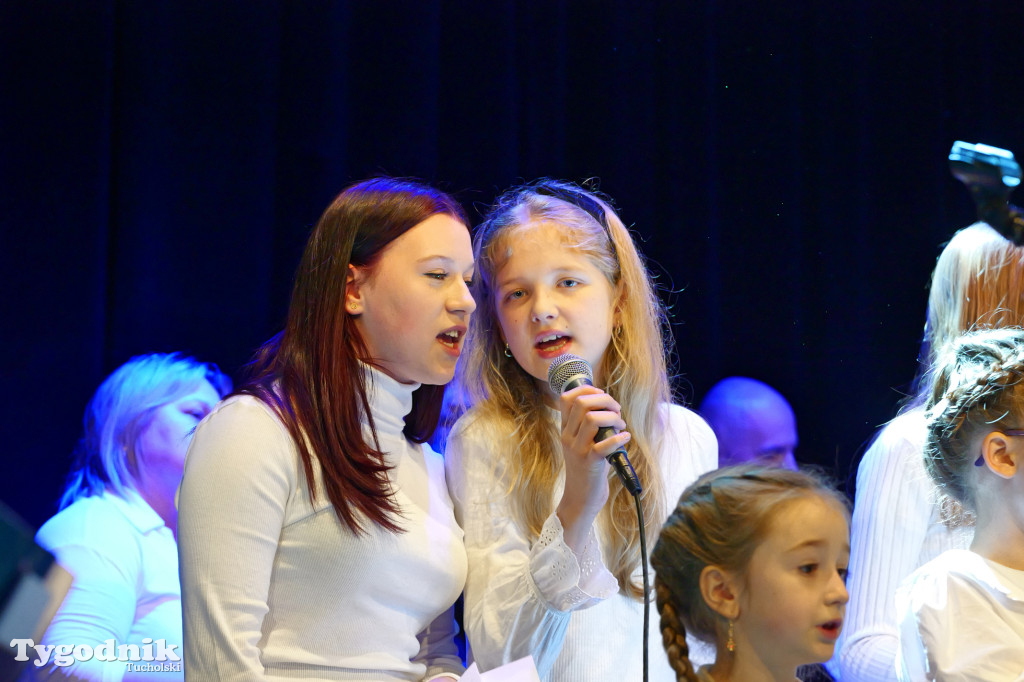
348,213,476,385
492,221,618,394
734,495,850,674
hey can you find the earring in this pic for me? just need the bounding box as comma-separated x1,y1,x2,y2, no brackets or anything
504,344,513,358
726,620,735,652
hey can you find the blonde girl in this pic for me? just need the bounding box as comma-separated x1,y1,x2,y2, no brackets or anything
651,465,851,682
841,222,1024,681
445,179,718,681
896,327,1024,681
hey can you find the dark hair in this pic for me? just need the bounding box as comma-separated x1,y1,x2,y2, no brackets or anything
241,177,468,534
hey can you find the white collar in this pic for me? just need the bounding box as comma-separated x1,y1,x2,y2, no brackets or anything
102,488,166,534
361,362,420,438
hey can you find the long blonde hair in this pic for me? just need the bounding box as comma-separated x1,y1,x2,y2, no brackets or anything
457,179,672,599
911,222,1024,403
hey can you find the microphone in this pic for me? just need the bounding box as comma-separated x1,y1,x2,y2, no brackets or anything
547,354,643,495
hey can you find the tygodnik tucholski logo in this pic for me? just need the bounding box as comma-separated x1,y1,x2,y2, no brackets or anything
10,638,182,672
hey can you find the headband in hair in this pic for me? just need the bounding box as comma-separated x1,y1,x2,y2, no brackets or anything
529,181,619,263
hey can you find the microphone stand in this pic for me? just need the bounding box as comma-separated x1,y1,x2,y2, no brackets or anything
949,140,1024,245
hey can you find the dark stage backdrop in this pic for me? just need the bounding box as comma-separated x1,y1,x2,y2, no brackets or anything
3,1,1023,528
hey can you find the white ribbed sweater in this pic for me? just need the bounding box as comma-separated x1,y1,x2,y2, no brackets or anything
839,408,973,681
177,367,466,681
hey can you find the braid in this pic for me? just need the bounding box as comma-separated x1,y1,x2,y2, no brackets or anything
650,465,848,680
926,383,981,508
925,327,1024,511
655,578,699,682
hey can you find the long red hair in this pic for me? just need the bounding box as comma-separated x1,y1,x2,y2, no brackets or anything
241,177,468,534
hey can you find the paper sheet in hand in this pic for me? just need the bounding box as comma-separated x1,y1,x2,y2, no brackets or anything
458,656,540,681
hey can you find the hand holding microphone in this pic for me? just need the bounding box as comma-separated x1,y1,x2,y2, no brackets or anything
548,354,643,496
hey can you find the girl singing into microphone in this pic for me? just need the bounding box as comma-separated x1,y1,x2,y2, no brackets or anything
444,179,718,681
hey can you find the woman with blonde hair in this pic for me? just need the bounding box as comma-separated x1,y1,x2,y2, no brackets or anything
31,352,229,681
445,179,717,681
839,222,1024,680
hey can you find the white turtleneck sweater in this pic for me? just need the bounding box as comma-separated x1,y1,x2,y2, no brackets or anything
177,366,467,682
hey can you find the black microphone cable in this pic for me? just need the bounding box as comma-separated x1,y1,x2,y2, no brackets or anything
548,354,649,682
636,488,649,682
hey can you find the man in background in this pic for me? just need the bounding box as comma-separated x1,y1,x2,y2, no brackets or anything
699,376,798,470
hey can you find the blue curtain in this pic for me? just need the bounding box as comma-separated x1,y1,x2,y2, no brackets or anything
2,0,1022,525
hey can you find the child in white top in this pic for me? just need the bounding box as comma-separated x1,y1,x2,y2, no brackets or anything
841,223,1024,681
651,465,851,682
445,179,717,681
896,327,1024,681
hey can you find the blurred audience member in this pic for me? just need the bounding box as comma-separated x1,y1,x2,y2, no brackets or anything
699,376,798,469
24,353,229,681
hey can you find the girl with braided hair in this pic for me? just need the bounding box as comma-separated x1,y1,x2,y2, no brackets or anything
650,465,850,682
841,223,1024,681
895,327,1024,681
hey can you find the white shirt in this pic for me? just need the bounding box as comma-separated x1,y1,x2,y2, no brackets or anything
445,403,718,682
839,409,974,682
896,549,1024,681
30,489,183,681
177,366,467,682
